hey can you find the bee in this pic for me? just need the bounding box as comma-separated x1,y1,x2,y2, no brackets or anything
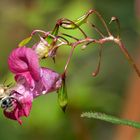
0,84,15,111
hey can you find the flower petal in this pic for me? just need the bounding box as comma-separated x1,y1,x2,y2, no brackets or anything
15,71,35,89
33,68,62,97
4,84,33,124
8,46,40,81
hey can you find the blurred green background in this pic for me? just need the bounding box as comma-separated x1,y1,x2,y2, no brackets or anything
0,0,140,140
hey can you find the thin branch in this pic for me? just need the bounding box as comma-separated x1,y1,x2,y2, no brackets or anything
90,10,111,36
109,16,121,38
64,46,75,75
114,39,140,77
92,45,103,77
87,21,105,38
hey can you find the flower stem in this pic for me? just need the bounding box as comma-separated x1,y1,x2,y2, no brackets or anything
95,36,140,78
81,112,140,129
91,9,111,36
64,46,75,75
114,39,140,77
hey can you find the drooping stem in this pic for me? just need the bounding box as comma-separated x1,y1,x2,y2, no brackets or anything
114,39,140,77
94,36,140,78
109,16,121,38
91,10,111,36
87,21,105,38
81,112,140,129
92,45,103,76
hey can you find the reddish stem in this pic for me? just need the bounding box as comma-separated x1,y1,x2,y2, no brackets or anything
94,36,140,78
64,46,75,75
114,39,140,77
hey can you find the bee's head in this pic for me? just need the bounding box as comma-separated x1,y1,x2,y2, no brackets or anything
0,96,16,111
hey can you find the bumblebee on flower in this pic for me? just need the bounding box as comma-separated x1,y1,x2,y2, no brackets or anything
0,9,140,125
1,46,62,124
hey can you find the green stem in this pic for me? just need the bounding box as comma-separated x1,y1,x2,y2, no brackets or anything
81,112,140,129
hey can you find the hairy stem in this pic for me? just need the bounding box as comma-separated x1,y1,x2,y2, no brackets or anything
81,112,140,129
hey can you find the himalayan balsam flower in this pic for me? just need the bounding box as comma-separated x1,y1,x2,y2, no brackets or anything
5,46,62,124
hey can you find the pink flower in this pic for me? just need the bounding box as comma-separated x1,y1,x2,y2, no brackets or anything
33,67,62,97
8,47,40,88
3,84,33,124
5,46,62,124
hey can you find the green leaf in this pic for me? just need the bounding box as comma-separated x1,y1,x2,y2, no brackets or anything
18,36,32,47
81,112,140,129
57,77,68,112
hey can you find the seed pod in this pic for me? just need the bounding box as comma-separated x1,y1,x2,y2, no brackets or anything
57,75,68,112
